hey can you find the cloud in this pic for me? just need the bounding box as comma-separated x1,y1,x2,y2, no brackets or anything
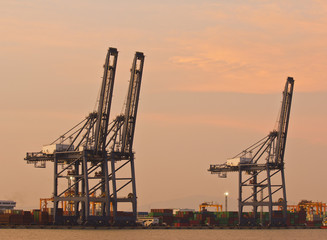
162,1,327,93
2,0,326,94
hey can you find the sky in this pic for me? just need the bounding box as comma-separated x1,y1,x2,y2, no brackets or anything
1,0,327,211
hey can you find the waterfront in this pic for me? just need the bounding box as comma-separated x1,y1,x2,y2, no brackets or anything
1,229,327,240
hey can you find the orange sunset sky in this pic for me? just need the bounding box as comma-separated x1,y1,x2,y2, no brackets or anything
1,0,327,210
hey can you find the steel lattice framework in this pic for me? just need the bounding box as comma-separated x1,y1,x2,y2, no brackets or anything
25,48,145,225
209,77,294,226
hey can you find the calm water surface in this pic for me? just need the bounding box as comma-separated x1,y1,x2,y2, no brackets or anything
1,229,327,240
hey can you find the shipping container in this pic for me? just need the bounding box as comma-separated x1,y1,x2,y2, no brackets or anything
0,214,10,225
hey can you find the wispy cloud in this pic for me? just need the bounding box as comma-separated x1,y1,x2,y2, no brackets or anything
162,1,327,93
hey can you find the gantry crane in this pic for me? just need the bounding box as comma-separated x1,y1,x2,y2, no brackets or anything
199,202,223,212
281,200,327,217
25,48,145,225
209,77,294,226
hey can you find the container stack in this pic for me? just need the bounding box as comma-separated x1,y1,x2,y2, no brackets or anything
174,211,194,227
306,213,323,227
0,210,32,225
149,209,174,226
286,211,306,226
0,207,319,227
145,209,313,227
33,210,40,224
23,211,34,225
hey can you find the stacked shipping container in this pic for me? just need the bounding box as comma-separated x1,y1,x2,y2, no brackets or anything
0,208,322,227
0,209,57,225
148,209,317,227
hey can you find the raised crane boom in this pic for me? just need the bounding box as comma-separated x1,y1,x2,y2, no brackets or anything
94,48,118,153
275,77,294,164
121,52,145,154
106,51,145,224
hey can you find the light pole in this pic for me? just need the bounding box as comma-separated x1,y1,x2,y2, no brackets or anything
224,192,229,213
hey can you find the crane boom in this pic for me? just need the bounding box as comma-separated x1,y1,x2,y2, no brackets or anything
275,77,294,164
121,52,145,153
94,48,118,153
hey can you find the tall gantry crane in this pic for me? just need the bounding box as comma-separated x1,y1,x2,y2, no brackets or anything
209,77,294,226
25,48,145,225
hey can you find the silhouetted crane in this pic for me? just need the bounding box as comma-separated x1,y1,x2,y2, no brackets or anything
209,77,294,226
25,48,145,225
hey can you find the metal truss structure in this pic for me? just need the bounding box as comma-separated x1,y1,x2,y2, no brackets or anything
25,48,145,225
209,77,294,226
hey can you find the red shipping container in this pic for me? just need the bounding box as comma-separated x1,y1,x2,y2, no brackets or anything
10,214,24,225
0,214,10,225
190,220,200,226
23,214,34,225
40,211,49,225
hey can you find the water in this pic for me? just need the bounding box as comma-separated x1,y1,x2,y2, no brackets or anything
1,229,327,240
